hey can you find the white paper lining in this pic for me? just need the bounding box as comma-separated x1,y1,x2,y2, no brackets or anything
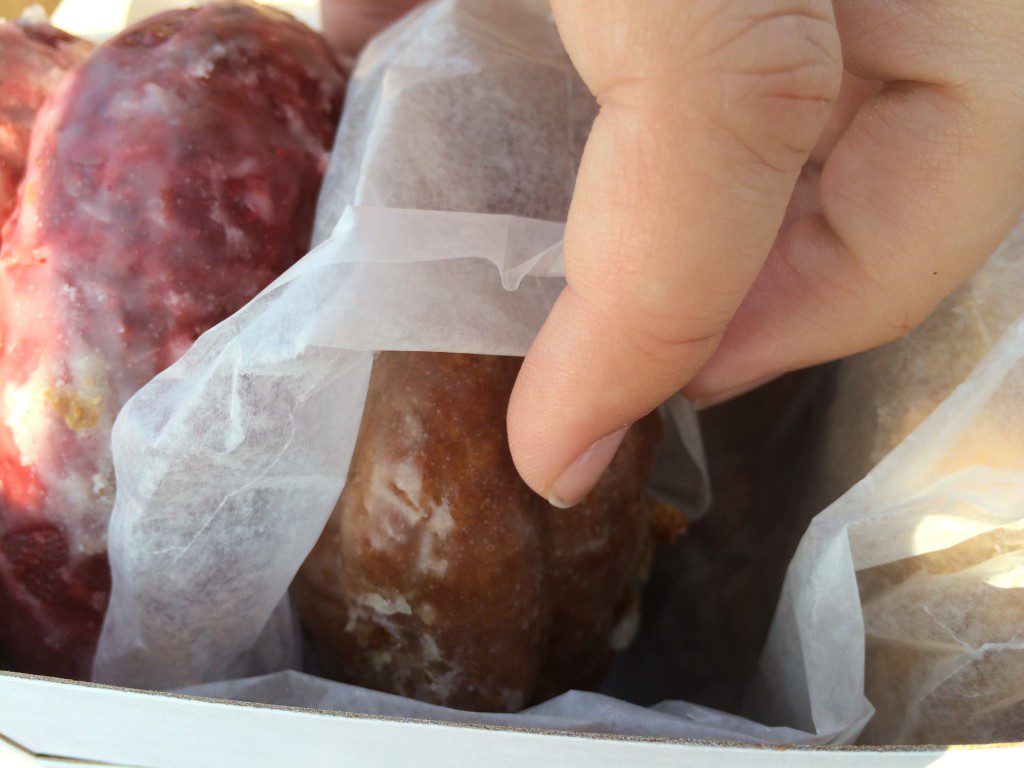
54,0,1024,747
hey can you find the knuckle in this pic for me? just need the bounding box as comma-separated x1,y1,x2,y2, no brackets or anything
621,310,725,382
582,2,842,178
570,284,723,389
720,7,842,97
693,2,843,175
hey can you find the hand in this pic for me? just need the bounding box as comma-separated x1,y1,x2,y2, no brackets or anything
325,1,1024,507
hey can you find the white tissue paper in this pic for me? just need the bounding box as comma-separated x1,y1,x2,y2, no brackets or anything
750,308,1024,744
89,0,1024,748
782,231,1024,746
93,0,715,708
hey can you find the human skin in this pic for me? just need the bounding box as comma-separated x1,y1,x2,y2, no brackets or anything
322,0,1024,506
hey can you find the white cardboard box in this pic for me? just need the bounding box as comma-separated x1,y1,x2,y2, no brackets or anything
3,2,1022,765
2,671,1023,767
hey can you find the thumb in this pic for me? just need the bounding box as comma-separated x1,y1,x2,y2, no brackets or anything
508,0,841,505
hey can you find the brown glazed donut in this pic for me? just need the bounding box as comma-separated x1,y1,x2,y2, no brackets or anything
294,352,665,711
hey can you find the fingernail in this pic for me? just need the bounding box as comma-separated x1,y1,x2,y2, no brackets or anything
547,426,629,508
